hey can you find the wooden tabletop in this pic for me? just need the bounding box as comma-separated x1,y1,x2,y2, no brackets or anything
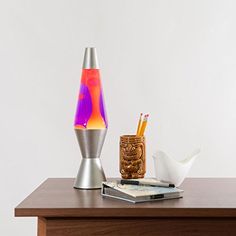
15,178,236,218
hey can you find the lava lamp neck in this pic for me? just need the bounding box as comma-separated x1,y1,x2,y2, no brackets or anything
82,47,99,69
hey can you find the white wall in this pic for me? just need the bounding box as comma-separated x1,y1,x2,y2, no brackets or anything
1,0,236,235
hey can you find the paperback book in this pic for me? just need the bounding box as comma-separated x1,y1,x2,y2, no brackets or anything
101,180,183,203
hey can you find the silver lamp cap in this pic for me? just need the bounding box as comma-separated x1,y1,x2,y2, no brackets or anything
82,47,99,69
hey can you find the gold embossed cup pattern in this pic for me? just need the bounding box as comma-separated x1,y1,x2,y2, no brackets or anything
120,135,146,179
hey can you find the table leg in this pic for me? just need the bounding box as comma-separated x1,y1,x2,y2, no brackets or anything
38,217,46,236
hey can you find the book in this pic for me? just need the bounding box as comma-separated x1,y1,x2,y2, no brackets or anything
101,180,183,203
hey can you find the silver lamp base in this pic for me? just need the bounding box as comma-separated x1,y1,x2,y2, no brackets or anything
74,129,107,189
74,158,106,189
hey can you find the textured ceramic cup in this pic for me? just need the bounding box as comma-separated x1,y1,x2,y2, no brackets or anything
120,135,146,179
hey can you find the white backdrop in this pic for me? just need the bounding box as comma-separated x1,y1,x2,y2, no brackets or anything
1,0,236,235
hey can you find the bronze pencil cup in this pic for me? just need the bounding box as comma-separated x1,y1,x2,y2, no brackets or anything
120,135,146,179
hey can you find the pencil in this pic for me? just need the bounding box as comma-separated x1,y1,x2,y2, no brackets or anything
139,114,149,136
136,113,143,136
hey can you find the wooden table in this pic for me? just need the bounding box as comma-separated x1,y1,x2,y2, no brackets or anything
15,178,236,236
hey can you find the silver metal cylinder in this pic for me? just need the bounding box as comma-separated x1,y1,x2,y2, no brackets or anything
82,47,99,69
74,129,107,189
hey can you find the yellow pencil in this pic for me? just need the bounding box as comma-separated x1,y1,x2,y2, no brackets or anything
139,114,149,136
136,113,143,136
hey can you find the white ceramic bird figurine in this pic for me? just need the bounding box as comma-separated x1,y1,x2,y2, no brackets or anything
152,149,200,187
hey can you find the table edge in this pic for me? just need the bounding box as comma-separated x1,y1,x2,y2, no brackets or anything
15,207,236,218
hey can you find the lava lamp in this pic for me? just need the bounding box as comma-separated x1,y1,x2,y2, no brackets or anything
74,47,108,189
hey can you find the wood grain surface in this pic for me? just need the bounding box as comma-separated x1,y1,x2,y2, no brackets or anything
39,217,236,236
15,178,236,218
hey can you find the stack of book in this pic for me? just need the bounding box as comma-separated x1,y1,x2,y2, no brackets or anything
101,178,183,203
